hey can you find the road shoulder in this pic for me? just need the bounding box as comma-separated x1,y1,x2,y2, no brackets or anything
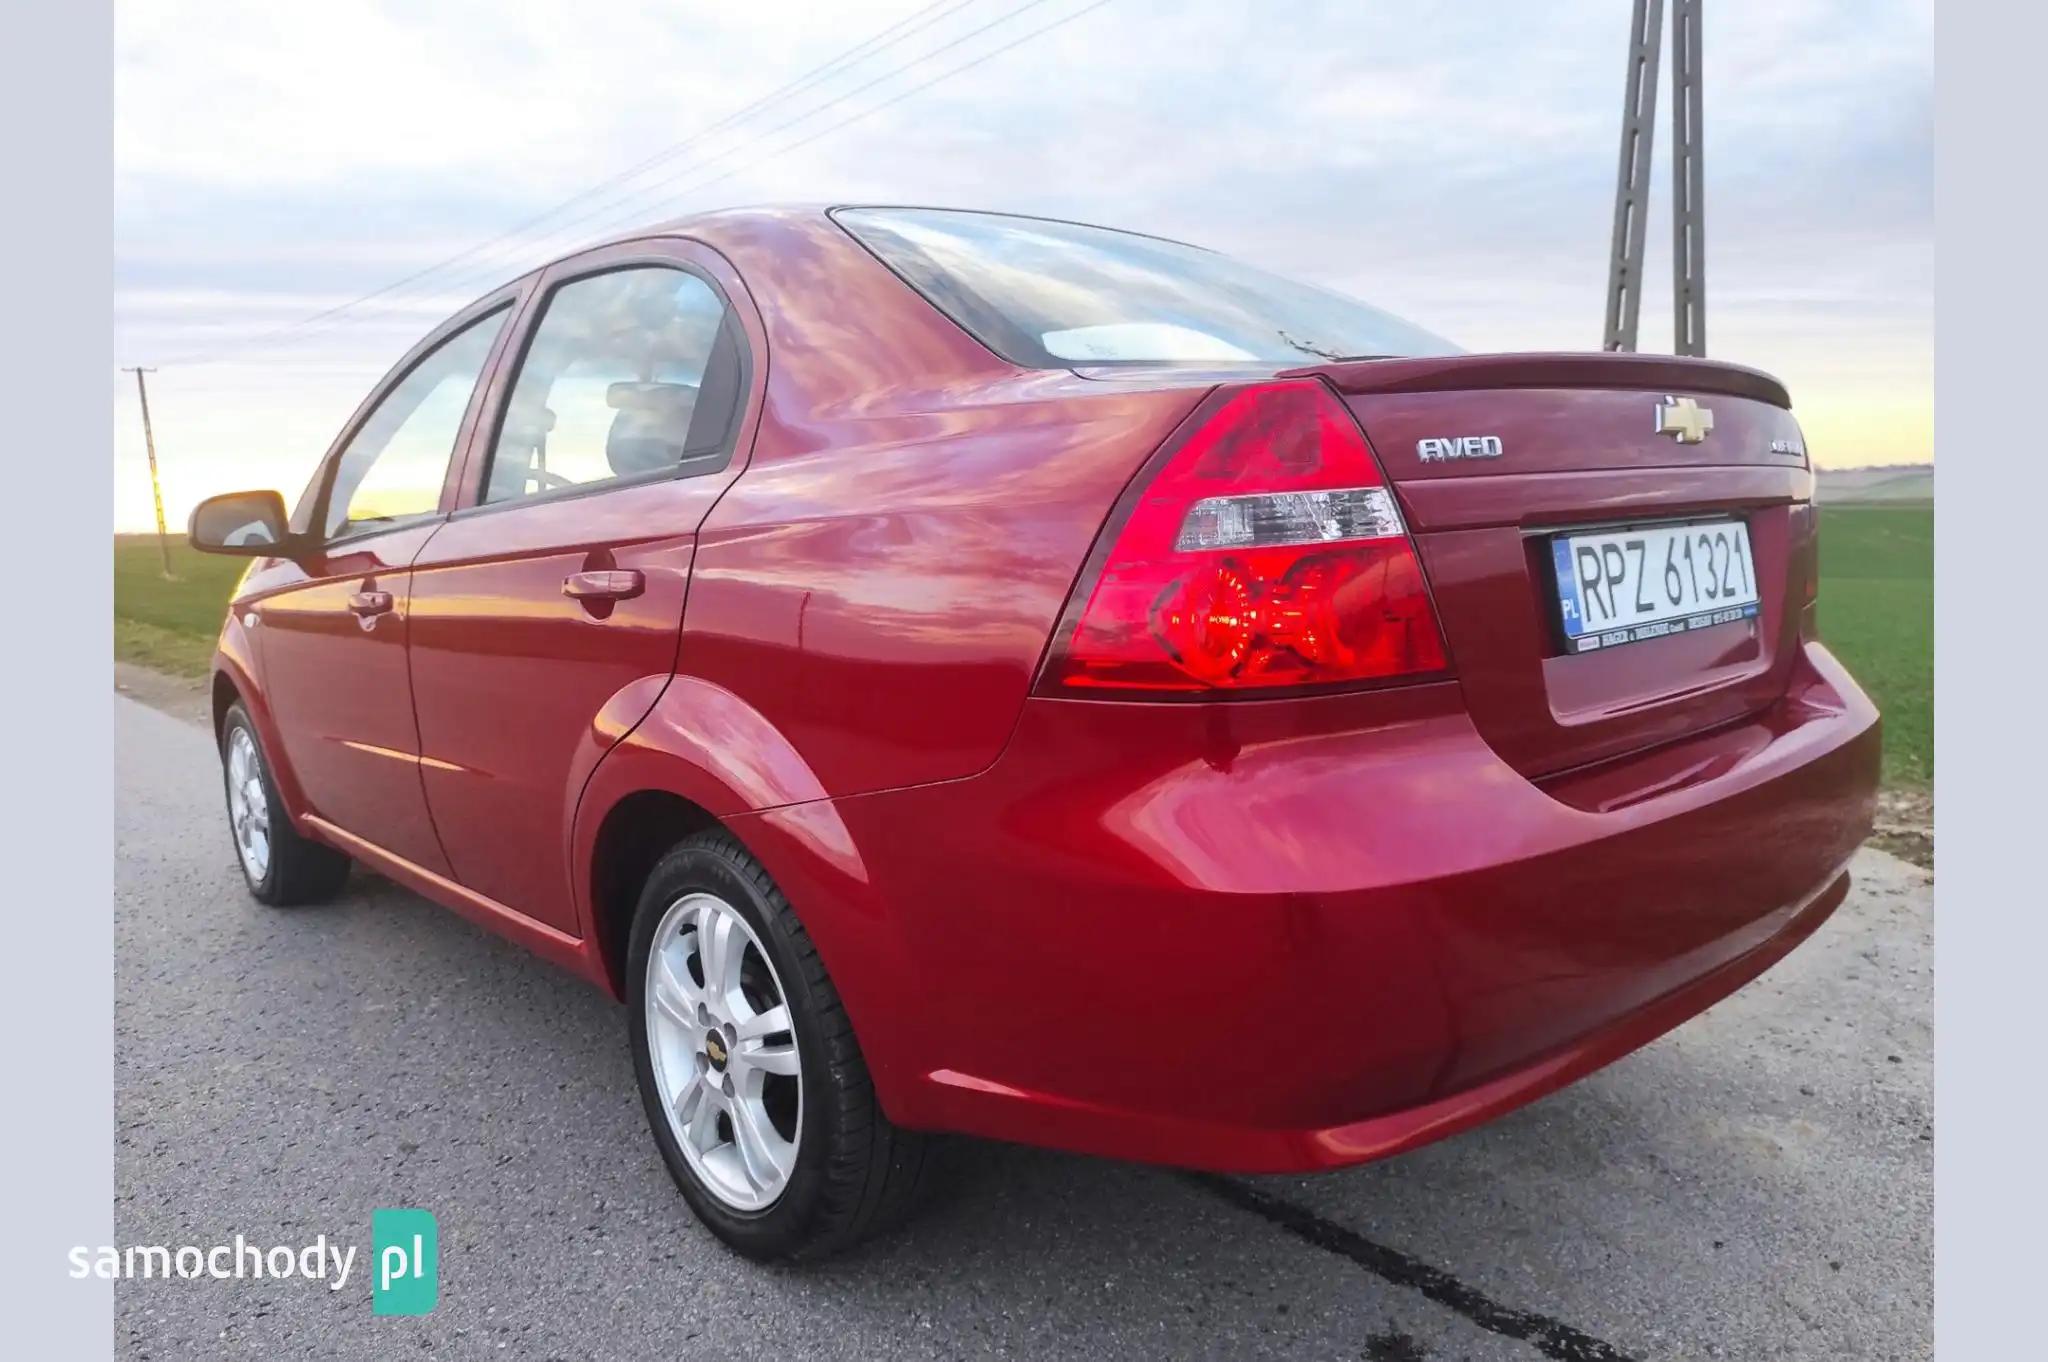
116,659,210,729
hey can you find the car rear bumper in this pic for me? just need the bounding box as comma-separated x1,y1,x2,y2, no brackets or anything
769,639,1879,1172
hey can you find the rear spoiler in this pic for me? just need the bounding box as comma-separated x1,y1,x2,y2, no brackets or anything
1280,352,1792,409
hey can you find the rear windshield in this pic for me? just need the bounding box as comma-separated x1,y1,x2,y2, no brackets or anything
834,207,1459,369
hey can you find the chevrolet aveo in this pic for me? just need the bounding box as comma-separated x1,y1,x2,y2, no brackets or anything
190,206,1879,1261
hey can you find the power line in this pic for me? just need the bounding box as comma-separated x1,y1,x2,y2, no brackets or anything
178,0,1090,368
165,0,983,366
164,0,996,368
381,0,1074,306
564,0,1117,249
171,0,1109,372
386,0,1014,291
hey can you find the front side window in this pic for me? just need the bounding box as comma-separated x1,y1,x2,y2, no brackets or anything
482,267,742,506
323,308,508,538
834,207,1460,368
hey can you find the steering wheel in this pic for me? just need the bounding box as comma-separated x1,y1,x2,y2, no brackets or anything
528,468,575,492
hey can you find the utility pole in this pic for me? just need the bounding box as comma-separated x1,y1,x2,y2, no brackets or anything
122,366,176,578
1602,0,1663,353
1602,0,1706,356
1670,0,1706,357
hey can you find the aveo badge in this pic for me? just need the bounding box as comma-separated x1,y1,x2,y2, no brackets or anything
1416,435,1504,463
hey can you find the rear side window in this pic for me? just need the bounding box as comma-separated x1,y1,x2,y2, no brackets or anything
834,207,1459,369
482,266,743,506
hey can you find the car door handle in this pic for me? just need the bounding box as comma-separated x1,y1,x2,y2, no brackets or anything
562,569,645,602
347,590,394,617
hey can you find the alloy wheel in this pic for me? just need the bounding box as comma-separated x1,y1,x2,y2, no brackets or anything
644,892,803,1211
225,726,271,883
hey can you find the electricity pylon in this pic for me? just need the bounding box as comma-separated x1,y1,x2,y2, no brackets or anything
1602,0,1706,356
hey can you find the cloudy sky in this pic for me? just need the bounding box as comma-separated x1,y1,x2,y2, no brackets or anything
113,0,1932,531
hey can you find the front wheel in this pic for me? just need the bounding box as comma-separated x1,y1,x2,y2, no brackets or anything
627,830,928,1261
218,702,350,906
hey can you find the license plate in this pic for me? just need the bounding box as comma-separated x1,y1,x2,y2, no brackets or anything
1551,519,1760,654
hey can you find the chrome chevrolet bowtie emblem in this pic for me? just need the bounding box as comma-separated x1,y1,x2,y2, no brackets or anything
1655,395,1714,444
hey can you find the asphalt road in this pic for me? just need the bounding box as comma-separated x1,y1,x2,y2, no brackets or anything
114,694,1932,1360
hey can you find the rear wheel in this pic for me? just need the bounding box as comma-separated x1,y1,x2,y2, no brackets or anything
627,830,928,1260
219,702,350,906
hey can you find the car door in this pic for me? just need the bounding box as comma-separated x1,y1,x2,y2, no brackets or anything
251,295,522,875
405,240,762,933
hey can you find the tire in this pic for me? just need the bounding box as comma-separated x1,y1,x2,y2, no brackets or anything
627,829,929,1261
218,701,350,906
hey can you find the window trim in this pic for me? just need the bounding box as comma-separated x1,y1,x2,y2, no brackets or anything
453,256,753,524
304,295,522,550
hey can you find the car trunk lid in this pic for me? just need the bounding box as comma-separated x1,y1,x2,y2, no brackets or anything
1286,352,1817,780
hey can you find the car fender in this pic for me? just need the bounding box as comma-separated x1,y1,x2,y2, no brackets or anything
569,674,930,1115
590,674,836,818
210,616,314,825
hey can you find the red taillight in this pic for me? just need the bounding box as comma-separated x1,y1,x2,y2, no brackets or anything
1793,501,1820,638
1040,380,1449,695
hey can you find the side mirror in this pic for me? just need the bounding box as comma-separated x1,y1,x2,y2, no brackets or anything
188,490,296,557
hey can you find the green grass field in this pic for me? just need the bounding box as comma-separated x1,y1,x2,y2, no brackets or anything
113,535,248,677
1816,503,1933,788
114,503,1933,786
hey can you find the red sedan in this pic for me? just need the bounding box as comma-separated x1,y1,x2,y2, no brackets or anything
189,206,1878,1260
